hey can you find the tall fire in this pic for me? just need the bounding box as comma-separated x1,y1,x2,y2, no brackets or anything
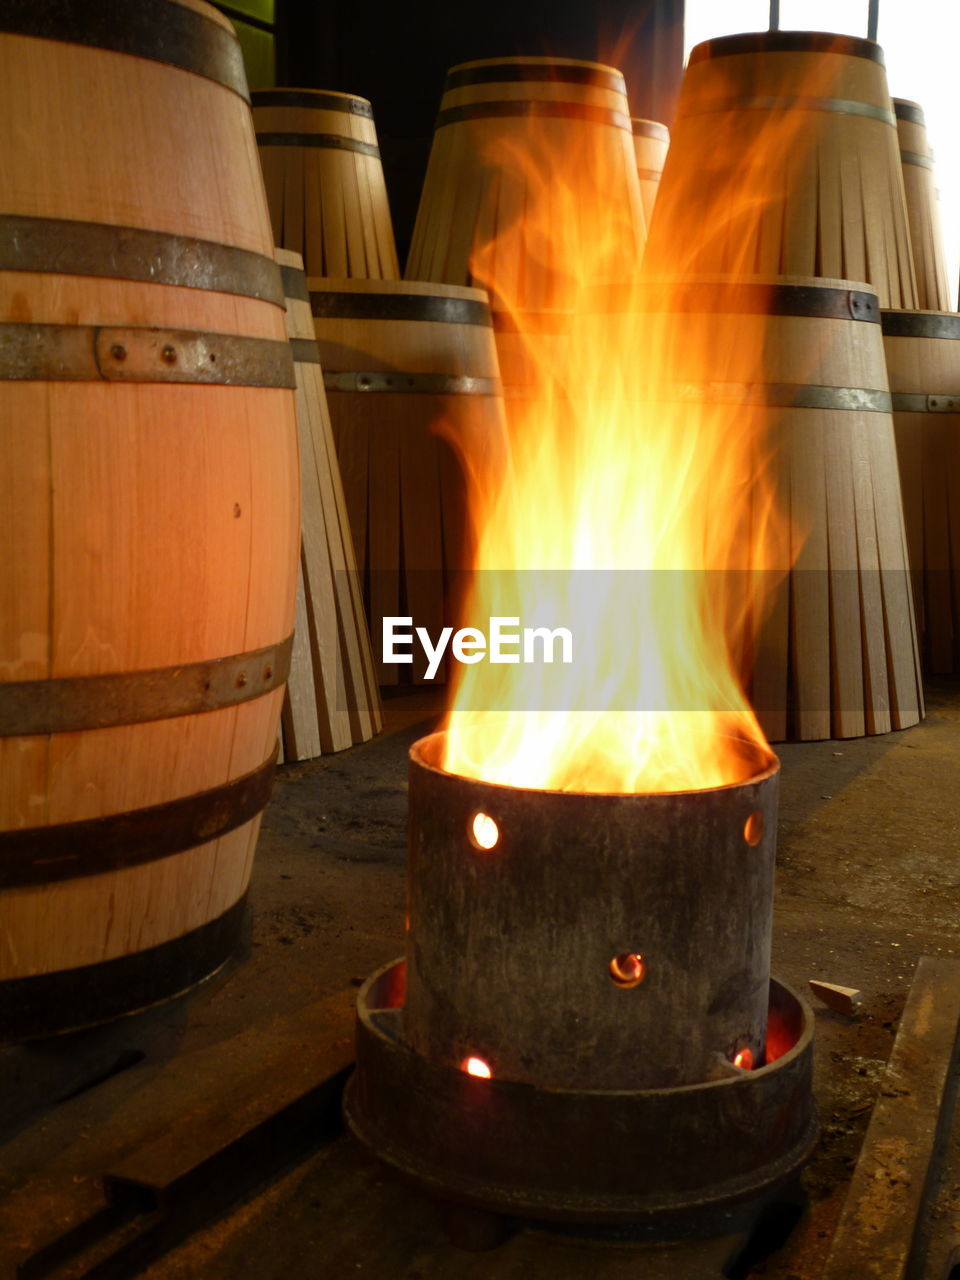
346,48,819,1227
438,120,792,794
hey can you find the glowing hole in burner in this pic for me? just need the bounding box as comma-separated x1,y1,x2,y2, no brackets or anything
743,811,764,846
462,1056,492,1078
609,953,647,988
733,1048,754,1071
469,812,499,851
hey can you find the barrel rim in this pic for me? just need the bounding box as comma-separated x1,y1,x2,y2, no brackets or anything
0,0,250,100
447,53,626,78
445,60,626,95
251,87,374,115
688,30,885,66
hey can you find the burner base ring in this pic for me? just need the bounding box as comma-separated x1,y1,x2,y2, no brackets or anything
344,959,817,1224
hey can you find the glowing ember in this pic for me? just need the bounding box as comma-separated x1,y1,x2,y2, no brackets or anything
435,64,802,795
744,811,764,846
470,811,499,850
462,1055,492,1078
609,953,647,988
733,1048,754,1071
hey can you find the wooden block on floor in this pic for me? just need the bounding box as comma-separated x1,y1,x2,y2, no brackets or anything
822,956,960,1279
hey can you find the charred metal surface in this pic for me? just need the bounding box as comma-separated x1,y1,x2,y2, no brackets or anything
404,732,779,1090
345,960,817,1222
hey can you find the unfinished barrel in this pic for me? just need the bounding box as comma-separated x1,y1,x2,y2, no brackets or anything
893,100,952,312
0,0,300,1038
404,56,646,306
882,309,960,673
632,118,669,229
645,33,917,308
582,276,923,741
253,89,400,280
309,279,507,683
276,249,381,759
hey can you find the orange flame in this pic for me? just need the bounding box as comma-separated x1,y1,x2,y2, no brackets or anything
438,54,808,794
463,1056,492,1078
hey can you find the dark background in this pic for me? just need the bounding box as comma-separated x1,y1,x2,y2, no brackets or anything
224,0,686,262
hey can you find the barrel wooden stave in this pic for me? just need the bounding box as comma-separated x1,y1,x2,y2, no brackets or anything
277,249,381,753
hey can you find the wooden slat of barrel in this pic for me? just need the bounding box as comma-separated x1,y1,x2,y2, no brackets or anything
0,0,300,1037
405,55,647,303
253,90,400,280
893,100,953,313
882,310,960,673
645,33,918,309
309,279,507,684
277,250,381,753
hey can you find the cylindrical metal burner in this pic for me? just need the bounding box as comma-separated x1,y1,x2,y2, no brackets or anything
404,732,778,1090
346,960,817,1222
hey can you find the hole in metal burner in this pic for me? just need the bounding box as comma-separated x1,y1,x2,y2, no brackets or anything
469,812,499,851
733,1047,754,1070
743,811,764,846
462,1056,492,1078
609,953,646,988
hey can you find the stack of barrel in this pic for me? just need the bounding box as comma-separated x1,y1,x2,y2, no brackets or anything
641,29,960,739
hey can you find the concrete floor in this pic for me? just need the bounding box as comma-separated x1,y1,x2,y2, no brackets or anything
2,680,960,1278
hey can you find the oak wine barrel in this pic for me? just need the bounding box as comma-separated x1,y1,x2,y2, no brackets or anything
0,0,300,1037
